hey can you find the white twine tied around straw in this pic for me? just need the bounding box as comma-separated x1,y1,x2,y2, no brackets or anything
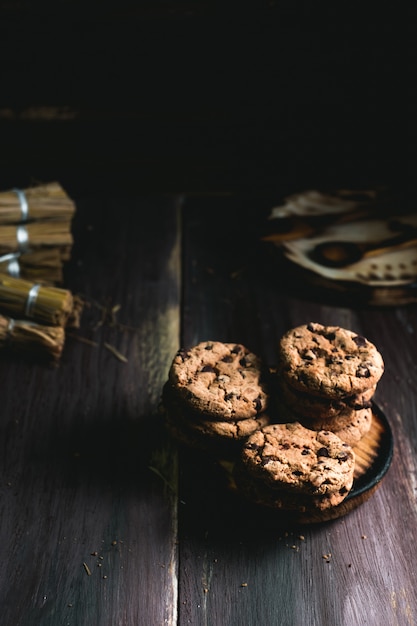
7,316,15,339
0,189,28,276
25,283,41,318
2,315,15,348
13,188,30,253
13,188,29,221
7,316,41,334
0,252,21,277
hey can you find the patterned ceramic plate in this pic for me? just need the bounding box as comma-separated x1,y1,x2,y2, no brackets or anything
263,189,417,306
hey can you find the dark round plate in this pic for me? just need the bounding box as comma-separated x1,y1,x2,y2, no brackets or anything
347,401,394,501
220,402,394,525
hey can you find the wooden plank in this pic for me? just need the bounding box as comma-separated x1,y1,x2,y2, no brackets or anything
176,193,417,625
0,193,182,625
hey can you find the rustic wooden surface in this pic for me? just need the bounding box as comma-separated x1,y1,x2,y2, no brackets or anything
0,189,416,626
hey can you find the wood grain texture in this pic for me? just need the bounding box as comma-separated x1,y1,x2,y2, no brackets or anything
0,194,182,626
0,190,416,626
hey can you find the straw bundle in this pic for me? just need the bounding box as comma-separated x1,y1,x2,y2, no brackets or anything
0,181,75,285
0,182,82,362
0,275,74,326
0,314,65,361
0,220,73,254
0,248,66,284
0,182,76,224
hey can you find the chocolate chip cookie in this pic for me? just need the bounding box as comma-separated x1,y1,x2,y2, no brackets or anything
299,407,373,447
278,322,384,399
240,422,355,499
278,377,375,421
162,382,271,455
168,341,269,419
233,460,353,512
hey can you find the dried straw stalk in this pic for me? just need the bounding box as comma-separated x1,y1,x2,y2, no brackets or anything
66,295,84,328
0,182,75,224
0,274,73,326
0,315,65,360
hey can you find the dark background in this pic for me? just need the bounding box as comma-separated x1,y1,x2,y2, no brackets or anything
0,1,413,197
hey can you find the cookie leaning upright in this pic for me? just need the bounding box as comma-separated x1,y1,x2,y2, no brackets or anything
278,322,384,399
163,341,271,455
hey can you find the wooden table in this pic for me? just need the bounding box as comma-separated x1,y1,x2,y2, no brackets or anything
0,190,416,626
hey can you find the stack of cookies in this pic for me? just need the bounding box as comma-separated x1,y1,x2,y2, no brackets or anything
162,323,385,518
163,341,271,456
275,322,385,446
